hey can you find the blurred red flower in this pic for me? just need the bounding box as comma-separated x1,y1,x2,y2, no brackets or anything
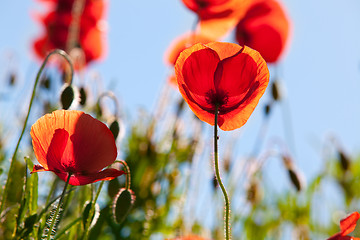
164,32,214,86
181,0,250,40
235,0,291,63
33,0,107,68
328,212,360,240
175,42,269,131
31,110,124,186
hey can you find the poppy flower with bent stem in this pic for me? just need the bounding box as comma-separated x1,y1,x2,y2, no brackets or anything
31,110,124,186
175,42,269,131
328,212,360,240
235,0,291,63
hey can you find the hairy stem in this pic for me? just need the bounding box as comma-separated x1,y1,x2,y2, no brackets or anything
214,104,231,240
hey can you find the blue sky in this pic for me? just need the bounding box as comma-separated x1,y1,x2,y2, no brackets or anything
1,0,360,194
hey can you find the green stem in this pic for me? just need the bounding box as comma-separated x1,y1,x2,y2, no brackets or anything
115,160,131,189
47,173,71,240
82,181,104,240
0,49,73,215
214,104,231,240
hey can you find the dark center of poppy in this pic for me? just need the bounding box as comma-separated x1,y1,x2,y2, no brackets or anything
205,89,229,109
196,0,210,8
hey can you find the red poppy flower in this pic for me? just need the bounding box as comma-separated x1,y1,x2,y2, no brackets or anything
235,0,291,63
33,0,107,67
175,42,269,131
164,32,214,86
182,0,250,40
31,110,124,186
328,212,360,240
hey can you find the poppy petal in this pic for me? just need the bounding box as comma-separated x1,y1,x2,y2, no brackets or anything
31,110,117,175
31,164,48,173
164,32,214,66
235,0,291,62
340,212,360,236
54,168,125,186
175,43,220,125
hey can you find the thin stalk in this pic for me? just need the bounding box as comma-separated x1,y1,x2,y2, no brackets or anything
82,181,104,240
115,160,131,189
214,104,231,240
0,49,73,214
47,174,71,240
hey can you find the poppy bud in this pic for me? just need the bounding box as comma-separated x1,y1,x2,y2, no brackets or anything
271,80,283,101
287,168,303,192
60,84,77,110
246,177,263,205
82,201,100,229
338,150,351,172
8,73,16,86
112,188,135,224
264,103,272,116
212,175,218,189
40,76,51,90
109,119,120,140
79,87,87,106
107,178,121,199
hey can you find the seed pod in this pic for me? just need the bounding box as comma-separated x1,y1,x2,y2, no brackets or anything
82,201,100,229
79,87,87,106
109,119,120,140
60,84,75,110
112,188,135,224
271,80,282,101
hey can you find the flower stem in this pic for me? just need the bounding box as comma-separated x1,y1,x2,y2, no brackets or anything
115,160,131,189
47,173,71,240
0,49,73,215
214,104,231,240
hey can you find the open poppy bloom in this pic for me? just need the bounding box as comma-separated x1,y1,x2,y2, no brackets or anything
31,110,124,186
235,0,291,63
175,42,269,131
164,32,214,86
328,212,360,240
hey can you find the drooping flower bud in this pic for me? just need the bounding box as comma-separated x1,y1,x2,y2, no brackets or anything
338,149,351,172
109,119,120,140
79,86,87,106
60,84,76,110
271,80,283,101
112,188,135,224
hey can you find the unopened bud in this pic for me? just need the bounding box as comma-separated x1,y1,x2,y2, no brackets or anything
338,150,351,172
212,175,218,189
112,188,135,224
288,168,303,192
60,84,75,110
79,87,87,106
109,119,120,140
246,177,263,205
82,201,100,229
271,80,283,101
9,73,16,86
264,103,272,116
40,76,51,89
